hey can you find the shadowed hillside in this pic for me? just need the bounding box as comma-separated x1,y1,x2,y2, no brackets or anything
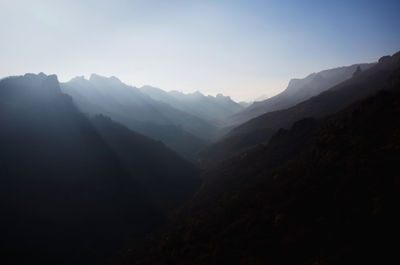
115,66,400,265
90,115,202,212
199,52,400,167
1,1,399,264
0,73,201,265
61,75,213,159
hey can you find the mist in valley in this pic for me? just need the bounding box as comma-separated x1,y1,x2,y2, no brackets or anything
1,1,400,264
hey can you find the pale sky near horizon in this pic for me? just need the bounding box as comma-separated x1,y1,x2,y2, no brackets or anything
1,0,399,102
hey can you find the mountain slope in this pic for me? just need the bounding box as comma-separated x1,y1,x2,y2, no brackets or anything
140,86,243,127
0,73,201,264
60,75,214,158
117,71,400,265
199,52,400,166
230,63,375,125
90,114,201,212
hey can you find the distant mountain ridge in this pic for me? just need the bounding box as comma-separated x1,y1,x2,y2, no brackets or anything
199,54,398,166
140,85,244,127
117,52,400,265
230,63,375,125
1,51,399,265
61,75,215,158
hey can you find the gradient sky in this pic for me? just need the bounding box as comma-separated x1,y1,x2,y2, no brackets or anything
0,0,399,101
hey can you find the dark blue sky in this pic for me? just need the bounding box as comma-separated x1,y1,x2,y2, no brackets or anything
1,0,399,101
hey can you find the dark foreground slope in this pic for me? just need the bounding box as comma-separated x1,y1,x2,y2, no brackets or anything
90,115,201,212
116,73,400,264
0,73,200,265
199,52,400,166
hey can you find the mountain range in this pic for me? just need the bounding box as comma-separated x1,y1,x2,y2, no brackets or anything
60,75,216,159
230,63,375,125
139,86,244,127
114,51,400,265
199,58,395,166
1,51,399,265
0,73,201,264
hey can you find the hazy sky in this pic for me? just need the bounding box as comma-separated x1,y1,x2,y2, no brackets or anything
1,0,399,101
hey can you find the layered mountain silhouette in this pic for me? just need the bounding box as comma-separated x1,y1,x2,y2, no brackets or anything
90,114,201,212
140,86,243,127
238,101,252,108
116,52,400,265
0,73,201,264
61,75,215,159
199,54,399,166
230,63,375,125
1,50,399,265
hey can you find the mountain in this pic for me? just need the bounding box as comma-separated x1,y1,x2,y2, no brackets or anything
140,86,244,127
60,75,215,158
126,121,207,159
0,73,201,264
230,63,375,125
90,114,201,212
238,101,252,108
199,53,399,166
116,65,400,265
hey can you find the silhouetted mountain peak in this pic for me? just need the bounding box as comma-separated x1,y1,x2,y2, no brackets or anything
138,86,243,129
191,90,204,98
89,73,123,85
2,73,62,97
109,75,122,82
286,76,315,93
392,50,400,62
379,56,391,63
42,74,60,91
70,75,87,82
38,72,47,78
229,63,376,126
67,76,96,90
23,72,58,81
378,52,400,64
215,93,232,101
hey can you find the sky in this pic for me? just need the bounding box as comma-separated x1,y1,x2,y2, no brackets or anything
0,0,399,101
